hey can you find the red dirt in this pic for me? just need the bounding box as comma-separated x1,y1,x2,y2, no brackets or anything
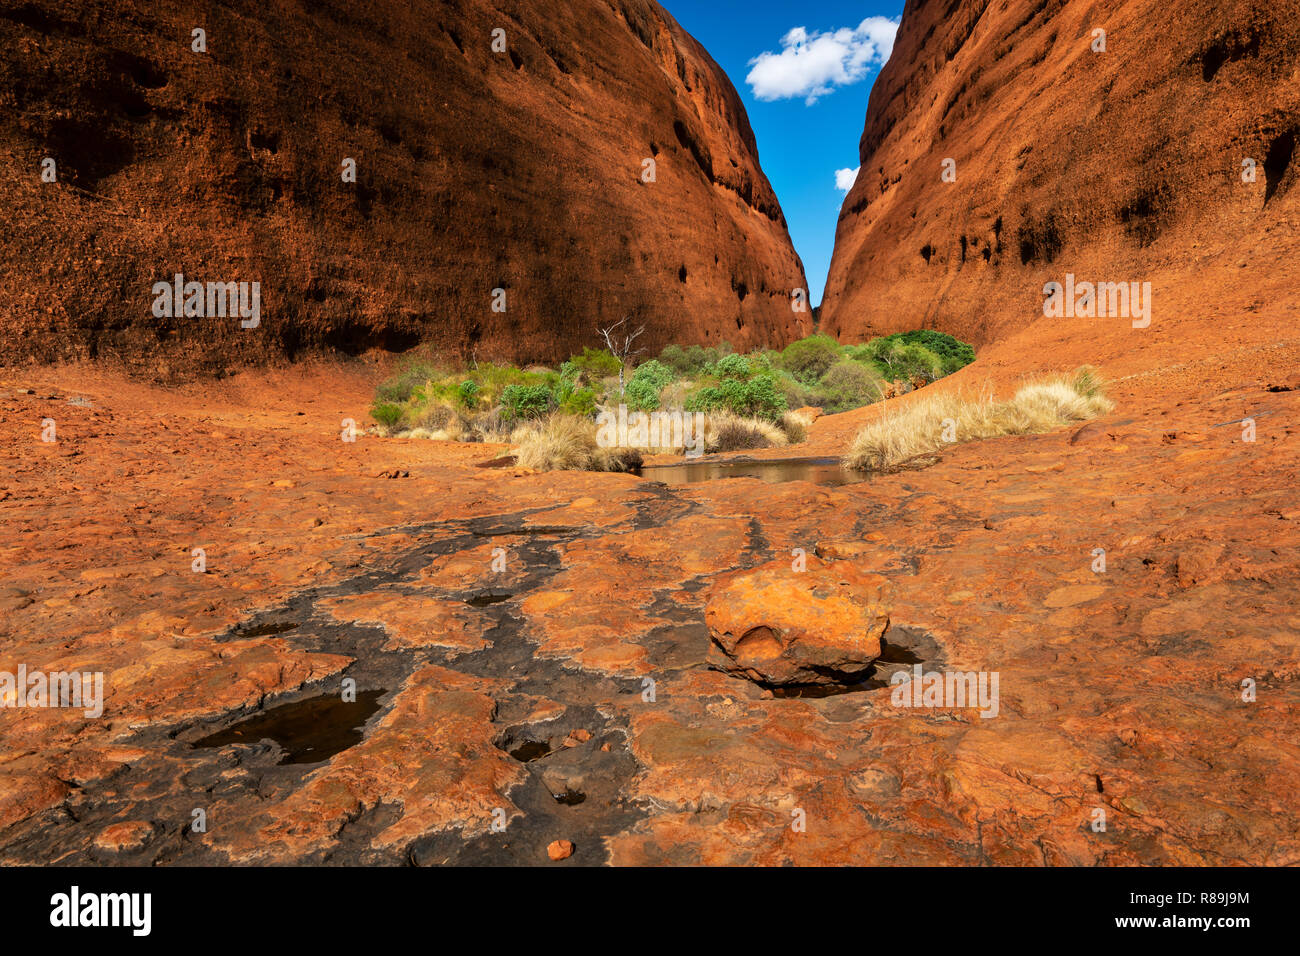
1,339,1297,863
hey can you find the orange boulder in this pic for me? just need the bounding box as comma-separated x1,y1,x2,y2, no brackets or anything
704,556,890,685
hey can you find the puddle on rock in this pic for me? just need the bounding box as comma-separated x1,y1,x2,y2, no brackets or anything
507,740,553,762
466,591,512,607
638,456,864,487
553,788,587,806
193,689,385,764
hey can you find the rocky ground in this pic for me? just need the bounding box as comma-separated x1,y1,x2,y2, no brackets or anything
2,333,1297,865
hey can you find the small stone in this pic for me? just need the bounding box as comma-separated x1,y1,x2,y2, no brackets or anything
547,839,574,861
1043,584,1108,608
94,821,154,853
563,729,592,747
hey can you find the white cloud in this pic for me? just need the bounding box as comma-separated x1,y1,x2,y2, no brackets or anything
746,17,900,105
835,167,860,192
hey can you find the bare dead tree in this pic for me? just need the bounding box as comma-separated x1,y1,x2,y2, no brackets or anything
596,315,646,395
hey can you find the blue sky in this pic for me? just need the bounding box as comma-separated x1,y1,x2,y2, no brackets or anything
664,1,903,306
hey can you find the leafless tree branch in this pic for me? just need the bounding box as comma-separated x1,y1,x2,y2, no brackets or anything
596,315,647,393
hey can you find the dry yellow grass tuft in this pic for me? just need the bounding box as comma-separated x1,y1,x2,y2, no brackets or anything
704,411,789,453
779,410,811,444
512,415,641,472
843,367,1113,472
512,406,814,470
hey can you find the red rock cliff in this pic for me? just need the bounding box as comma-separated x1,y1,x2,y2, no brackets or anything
821,0,1300,348
0,0,809,374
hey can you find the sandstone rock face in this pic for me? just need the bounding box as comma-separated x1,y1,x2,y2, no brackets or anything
821,0,1300,347
0,0,808,375
705,556,890,685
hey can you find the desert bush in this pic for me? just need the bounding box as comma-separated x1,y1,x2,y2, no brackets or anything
870,341,943,382
776,370,820,409
658,344,714,375
455,380,481,409
843,367,1113,472
474,406,513,443
709,352,756,380
513,415,641,472
685,373,787,422
624,377,660,412
500,383,554,422
374,359,440,403
630,359,675,390
409,400,455,431
370,401,404,432
553,380,597,416
818,360,886,413
780,334,843,383
897,330,976,374
567,346,622,379
624,359,676,411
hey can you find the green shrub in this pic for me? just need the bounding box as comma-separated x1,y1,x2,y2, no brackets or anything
686,373,787,422
865,341,943,382
630,359,675,390
658,344,691,374
844,331,975,379
456,380,480,409
559,388,597,416
894,330,975,374
622,359,675,411
552,374,597,416
624,378,659,412
500,383,554,421
568,347,622,379
657,342,738,375
375,360,439,403
842,343,875,364
780,334,842,384
775,370,820,409
370,402,404,430
817,360,885,413
710,352,756,381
